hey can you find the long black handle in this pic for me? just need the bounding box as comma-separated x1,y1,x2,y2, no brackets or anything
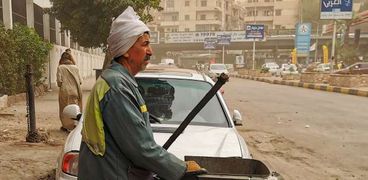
163,73,229,150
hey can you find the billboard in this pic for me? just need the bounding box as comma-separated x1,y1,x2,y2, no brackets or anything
245,24,265,39
320,0,353,19
204,37,217,49
217,34,231,45
295,23,312,57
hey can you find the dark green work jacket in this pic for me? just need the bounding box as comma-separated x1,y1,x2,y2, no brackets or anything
78,62,186,180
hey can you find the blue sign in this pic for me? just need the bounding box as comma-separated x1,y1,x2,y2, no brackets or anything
320,0,353,19
245,24,264,39
217,35,231,45
204,37,217,49
295,23,312,57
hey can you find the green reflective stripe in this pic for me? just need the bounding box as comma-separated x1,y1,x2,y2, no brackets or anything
82,77,110,156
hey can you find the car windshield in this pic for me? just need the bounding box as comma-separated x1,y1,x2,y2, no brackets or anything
136,78,229,127
210,64,226,70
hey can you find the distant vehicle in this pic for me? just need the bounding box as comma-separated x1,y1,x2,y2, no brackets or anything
335,62,368,74
280,63,298,77
315,63,331,72
160,58,175,65
261,62,280,75
209,63,229,76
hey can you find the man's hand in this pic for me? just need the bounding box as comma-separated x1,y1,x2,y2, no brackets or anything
185,161,208,175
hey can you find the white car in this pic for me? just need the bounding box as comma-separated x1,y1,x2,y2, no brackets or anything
315,63,331,72
55,66,251,180
261,62,280,76
209,63,229,76
280,63,298,77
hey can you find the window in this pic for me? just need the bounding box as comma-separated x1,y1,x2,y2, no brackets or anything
200,14,206,20
172,15,178,21
275,9,282,16
184,28,190,32
247,10,258,16
201,0,207,7
276,0,282,1
185,15,190,20
185,1,190,6
167,0,174,8
264,10,273,16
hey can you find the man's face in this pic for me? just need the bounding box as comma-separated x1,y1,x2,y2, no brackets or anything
126,33,152,75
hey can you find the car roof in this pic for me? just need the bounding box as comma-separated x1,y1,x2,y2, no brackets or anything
137,64,212,82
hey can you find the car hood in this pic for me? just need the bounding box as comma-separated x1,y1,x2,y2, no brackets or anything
64,123,249,160
152,125,248,159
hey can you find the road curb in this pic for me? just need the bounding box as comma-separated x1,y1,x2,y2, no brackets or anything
230,74,368,97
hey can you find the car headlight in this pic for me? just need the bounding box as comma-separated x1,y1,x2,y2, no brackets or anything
62,152,79,176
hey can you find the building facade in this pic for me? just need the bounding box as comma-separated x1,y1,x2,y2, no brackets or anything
240,0,300,30
150,0,244,33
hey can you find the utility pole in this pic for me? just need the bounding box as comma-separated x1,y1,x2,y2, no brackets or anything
252,6,257,70
314,22,320,62
331,20,337,73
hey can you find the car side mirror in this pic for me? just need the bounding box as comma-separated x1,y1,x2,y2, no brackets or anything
233,110,243,126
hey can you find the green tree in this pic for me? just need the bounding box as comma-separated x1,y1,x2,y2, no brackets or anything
0,24,52,95
49,0,162,48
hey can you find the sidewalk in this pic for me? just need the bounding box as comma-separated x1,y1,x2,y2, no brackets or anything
230,73,368,97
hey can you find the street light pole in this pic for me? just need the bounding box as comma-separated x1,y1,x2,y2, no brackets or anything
252,6,257,70
314,23,320,62
331,20,337,73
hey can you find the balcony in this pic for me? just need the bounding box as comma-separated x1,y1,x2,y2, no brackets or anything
244,15,273,22
242,2,275,8
195,19,222,25
197,6,223,12
160,21,181,27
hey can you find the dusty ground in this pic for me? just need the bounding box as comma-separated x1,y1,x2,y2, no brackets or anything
0,78,94,180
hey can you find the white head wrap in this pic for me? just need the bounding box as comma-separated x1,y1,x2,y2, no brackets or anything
107,6,150,59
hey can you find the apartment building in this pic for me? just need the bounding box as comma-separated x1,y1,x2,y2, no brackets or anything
240,0,300,30
150,0,244,33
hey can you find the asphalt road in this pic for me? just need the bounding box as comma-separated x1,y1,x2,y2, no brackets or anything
223,77,368,180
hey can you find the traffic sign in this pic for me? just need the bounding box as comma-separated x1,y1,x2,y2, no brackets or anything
245,24,264,39
320,0,353,20
295,23,312,57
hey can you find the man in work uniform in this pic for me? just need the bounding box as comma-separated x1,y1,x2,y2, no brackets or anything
78,6,205,180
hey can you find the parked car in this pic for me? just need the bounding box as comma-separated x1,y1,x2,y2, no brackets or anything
261,62,280,76
334,62,368,74
315,63,331,72
208,63,229,76
55,66,251,180
279,63,298,77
